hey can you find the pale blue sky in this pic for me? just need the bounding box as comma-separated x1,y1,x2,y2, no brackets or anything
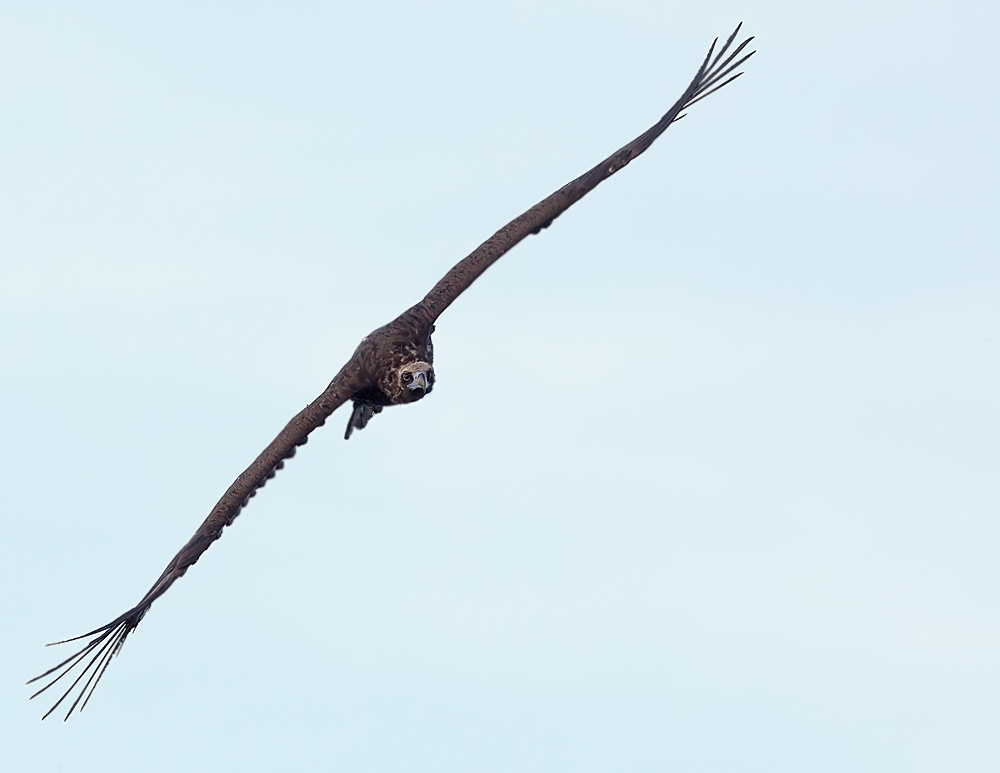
2,1,998,771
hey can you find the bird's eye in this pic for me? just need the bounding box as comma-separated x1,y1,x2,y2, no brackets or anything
401,372,412,383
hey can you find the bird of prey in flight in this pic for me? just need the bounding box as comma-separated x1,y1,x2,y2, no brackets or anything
29,24,754,720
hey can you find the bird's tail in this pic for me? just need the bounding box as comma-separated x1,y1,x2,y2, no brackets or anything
344,401,382,439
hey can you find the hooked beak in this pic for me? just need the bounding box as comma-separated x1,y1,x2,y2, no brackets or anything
407,371,429,392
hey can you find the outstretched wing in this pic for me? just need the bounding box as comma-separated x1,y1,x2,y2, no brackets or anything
420,24,754,320
28,361,369,720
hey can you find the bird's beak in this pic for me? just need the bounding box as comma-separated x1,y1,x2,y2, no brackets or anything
407,372,429,391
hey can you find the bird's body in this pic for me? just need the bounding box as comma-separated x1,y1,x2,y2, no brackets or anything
342,308,436,437
29,25,755,720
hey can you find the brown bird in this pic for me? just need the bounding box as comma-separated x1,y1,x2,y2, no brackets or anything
29,24,754,720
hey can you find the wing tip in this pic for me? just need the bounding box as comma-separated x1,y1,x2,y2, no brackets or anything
29,605,147,720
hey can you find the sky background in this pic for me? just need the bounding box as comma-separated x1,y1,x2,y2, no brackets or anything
1,1,998,770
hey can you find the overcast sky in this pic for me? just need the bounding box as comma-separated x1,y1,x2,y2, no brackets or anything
2,1,998,771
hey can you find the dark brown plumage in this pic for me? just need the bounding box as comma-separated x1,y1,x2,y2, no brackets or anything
29,25,754,720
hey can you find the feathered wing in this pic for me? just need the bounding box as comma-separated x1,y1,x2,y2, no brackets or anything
28,361,370,720
420,24,755,320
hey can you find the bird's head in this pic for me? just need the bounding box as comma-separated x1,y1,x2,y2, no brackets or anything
394,360,434,403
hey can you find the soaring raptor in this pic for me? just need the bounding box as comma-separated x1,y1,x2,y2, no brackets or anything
30,25,754,720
